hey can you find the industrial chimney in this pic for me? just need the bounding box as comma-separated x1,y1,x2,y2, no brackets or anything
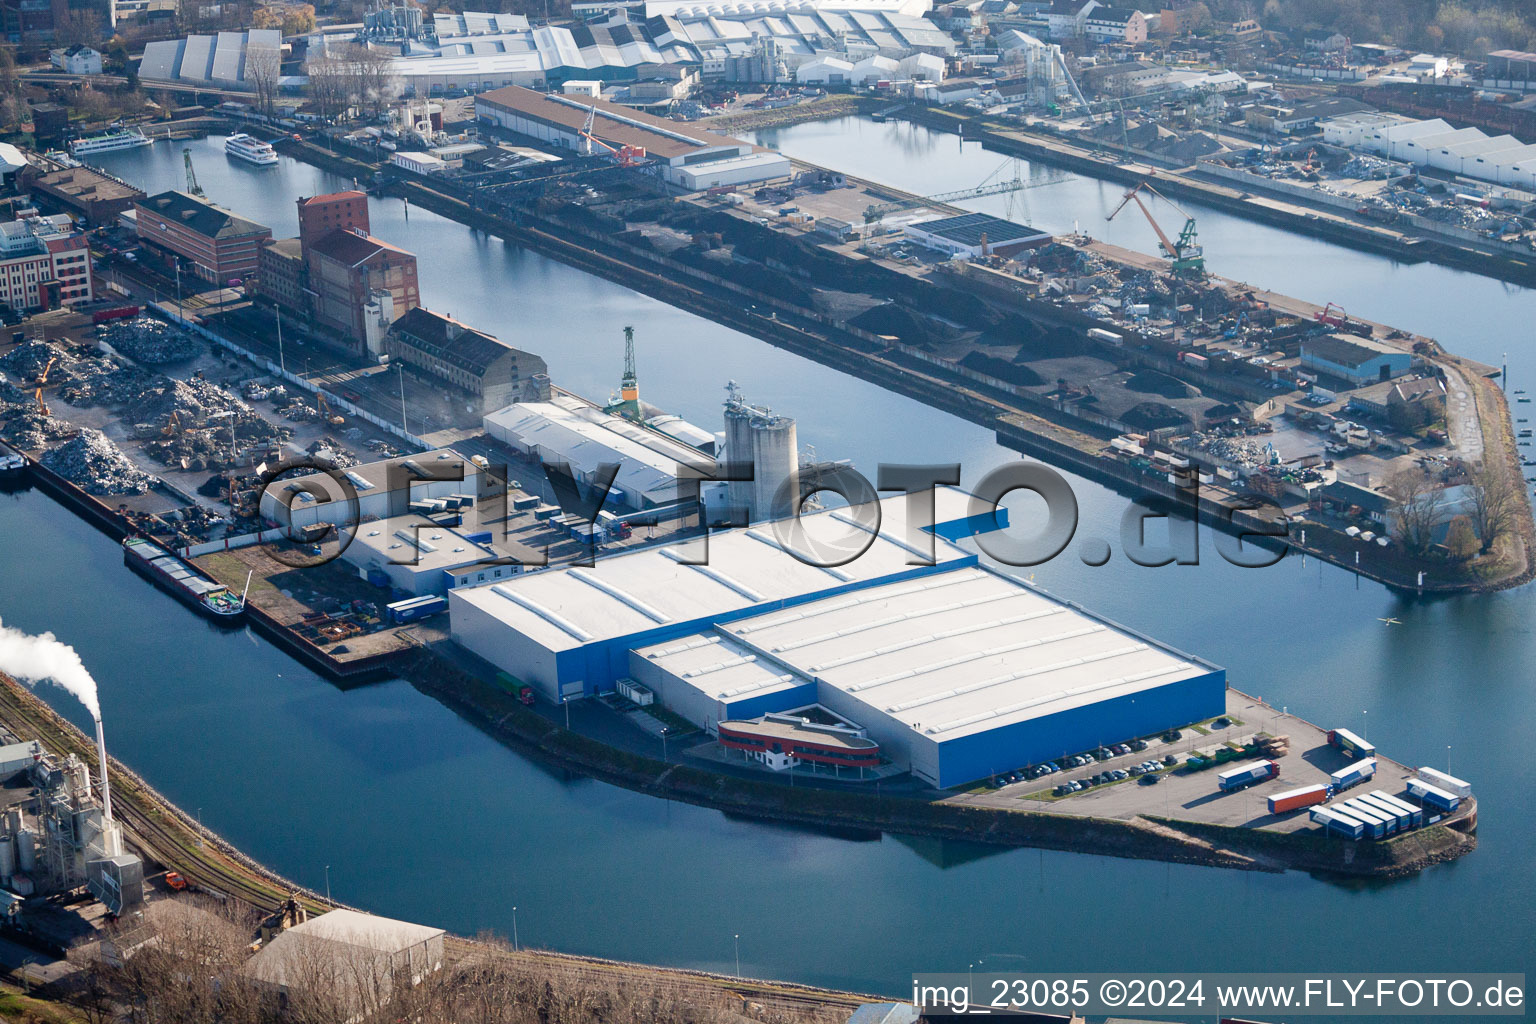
93,716,112,826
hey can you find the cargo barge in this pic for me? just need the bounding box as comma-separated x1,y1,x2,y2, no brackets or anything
122,536,247,623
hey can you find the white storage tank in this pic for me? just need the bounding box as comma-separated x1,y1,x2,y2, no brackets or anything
0,835,13,879
750,413,798,523
723,399,756,516
15,828,35,874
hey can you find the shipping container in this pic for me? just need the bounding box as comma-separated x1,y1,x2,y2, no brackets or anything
1310,806,1365,840
1406,778,1461,812
1268,784,1327,814
1217,759,1278,791
463,531,493,544
533,505,559,520
1357,792,1413,831
616,678,655,707
1327,727,1376,759
386,595,447,624
1181,352,1210,370
1330,756,1377,791
513,495,541,511
1343,798,1396,836
1087,327,1124,347
1416,766,1471,798
1369,790,1424,828
1340,799,1393,837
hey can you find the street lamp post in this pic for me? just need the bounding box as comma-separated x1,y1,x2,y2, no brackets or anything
734,933,740,978
661,727,669,763
325,864,331,905
196,807,203,848
512,906,519,950
398,361,408,433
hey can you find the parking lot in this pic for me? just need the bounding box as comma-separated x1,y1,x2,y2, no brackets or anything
948,689,1423,836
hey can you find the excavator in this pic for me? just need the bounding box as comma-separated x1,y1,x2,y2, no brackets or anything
162,410,182,437
315,392,345,427
32,356,55,418
1106,178,1205,277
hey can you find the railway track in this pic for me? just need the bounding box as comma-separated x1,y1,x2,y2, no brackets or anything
0,674,323,916
0,674,883,1014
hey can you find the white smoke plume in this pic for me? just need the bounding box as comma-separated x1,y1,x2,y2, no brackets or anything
0,616,101,722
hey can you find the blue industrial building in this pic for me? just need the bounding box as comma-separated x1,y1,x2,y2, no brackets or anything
1300,334,1413,386
451,490,1226,788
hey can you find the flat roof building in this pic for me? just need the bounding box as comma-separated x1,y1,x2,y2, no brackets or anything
24,165,145,227
343,513,533,595
903,212,1053,258
259,449,484,531
475,86,789,188
449,486,1223,788
631,564,1222,787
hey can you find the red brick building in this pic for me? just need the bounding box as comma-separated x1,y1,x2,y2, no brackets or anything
304,229,420,352
297,191,370,251
134,191,271,284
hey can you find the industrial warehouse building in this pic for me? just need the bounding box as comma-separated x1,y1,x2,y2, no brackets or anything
1300,334,1413,386
484,392,714,509
342,513,536,595
450,489,1225,787
138,30,284,91
259,449,484,531
902,212,1053,259
475,86,790,188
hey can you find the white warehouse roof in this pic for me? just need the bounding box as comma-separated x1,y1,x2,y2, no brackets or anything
450,489,983,653
484,393,712,508
139,29,281,88
636,565,1215,742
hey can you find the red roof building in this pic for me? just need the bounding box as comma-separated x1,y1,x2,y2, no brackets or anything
718,711,881,773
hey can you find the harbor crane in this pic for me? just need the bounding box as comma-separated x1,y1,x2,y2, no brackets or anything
863,161,1069,223
620,325,638,404
1106,179,1205,277
578,106,646,168
183,148,204,197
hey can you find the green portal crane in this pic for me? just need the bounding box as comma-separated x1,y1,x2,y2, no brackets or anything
1106,179,1204,276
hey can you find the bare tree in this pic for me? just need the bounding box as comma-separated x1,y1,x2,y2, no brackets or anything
54,8,104,48
245,43,282,116
1466,458,1520,554
1384,468,1446,556
338,43,400,117
306,53,349,118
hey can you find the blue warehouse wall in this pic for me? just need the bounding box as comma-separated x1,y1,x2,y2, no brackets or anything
932,669,1227,789
721,684,819,722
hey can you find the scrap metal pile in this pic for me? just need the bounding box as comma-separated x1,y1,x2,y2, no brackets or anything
40,428,154,495
1183,430,1274,469
96,316,203,364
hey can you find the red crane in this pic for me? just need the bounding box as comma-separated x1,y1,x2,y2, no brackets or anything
579,106,646,168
